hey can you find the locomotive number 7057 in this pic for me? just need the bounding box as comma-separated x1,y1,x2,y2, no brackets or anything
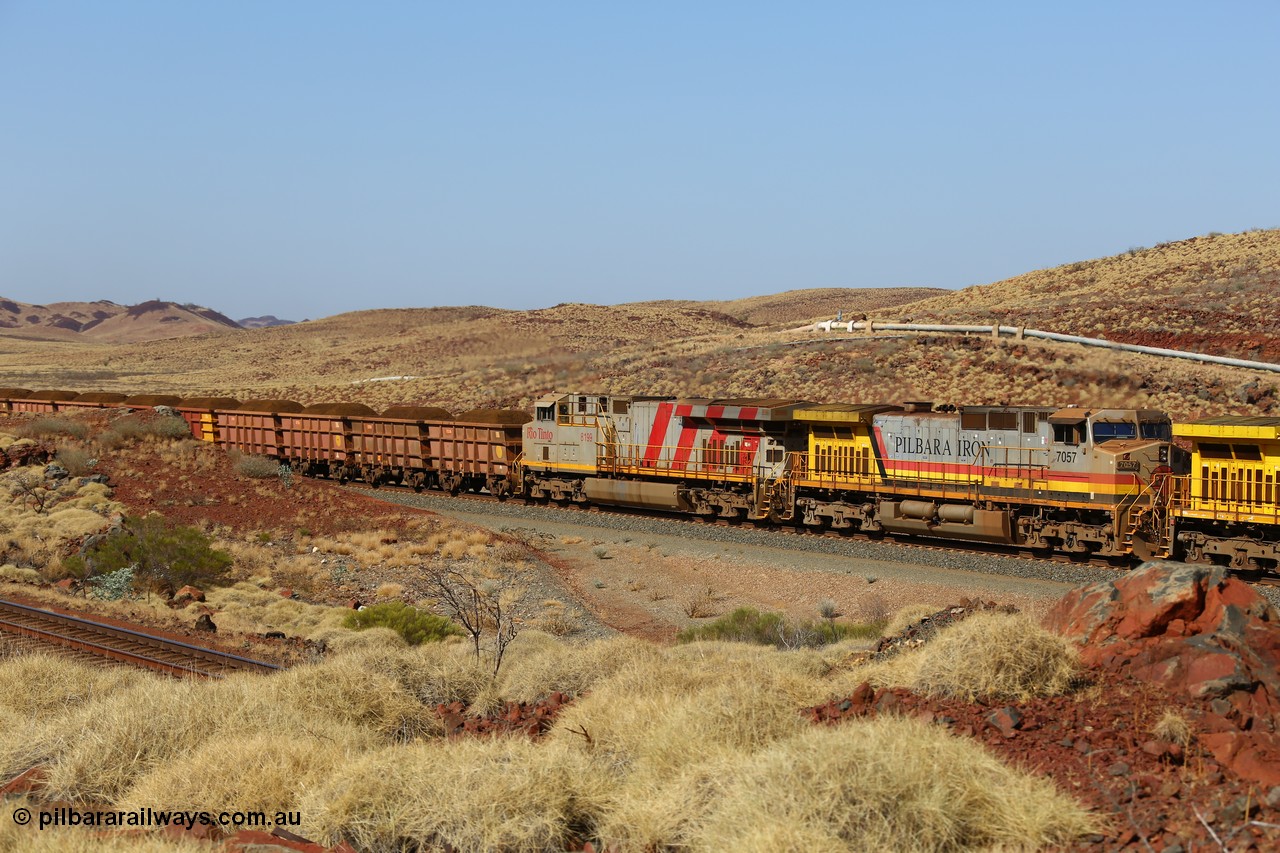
1055,451,1078,463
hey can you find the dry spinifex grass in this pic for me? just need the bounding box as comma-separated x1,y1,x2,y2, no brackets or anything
0,609,1095,850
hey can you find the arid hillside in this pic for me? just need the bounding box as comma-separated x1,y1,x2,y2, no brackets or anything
900,229,1280,361
676,287,947,327
0,233,1276,420
0,298,241,343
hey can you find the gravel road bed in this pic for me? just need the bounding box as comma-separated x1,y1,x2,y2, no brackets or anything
359,489,1115,583
355,490,1280,624
359,489,1280,605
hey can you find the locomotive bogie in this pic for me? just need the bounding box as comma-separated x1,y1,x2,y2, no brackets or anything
1176,529,1280,571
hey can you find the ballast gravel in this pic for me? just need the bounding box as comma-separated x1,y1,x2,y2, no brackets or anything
354,490,1280,627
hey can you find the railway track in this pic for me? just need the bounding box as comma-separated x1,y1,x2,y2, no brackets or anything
354,480,1280,586
366,481,1135,569
0,599,280,678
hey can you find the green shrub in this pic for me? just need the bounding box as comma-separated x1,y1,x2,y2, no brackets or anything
677,607,880,648
86,565,136,601
19,417,89,440
343,602,463,646
68,515,232,596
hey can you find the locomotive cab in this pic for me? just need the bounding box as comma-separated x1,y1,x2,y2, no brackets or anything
1048,407,1173,486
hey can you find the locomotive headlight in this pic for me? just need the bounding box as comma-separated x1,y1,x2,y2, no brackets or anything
1159,447,1168,463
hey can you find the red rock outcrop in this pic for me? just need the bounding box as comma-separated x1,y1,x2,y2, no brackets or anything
1045,561,1280,786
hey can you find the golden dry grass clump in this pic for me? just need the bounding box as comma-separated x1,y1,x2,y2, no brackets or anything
496,632,658,703
0,564,42,584
832,611,1081,702
0,472,122,572
199,582,349,639
0,649,453,803
303,737,605,853
881,602,941,639
117,733,350,818
0,607,1095,850
1151,709,1194,748
692,718,1096,851
908,611,1081,702
322,636,492,708
0,652,142,718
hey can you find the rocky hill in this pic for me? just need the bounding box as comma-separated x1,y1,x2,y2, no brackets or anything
0,298,242,343
237,315,297,329
654,287,947,328
900,229,1280,362
0,232,1276,420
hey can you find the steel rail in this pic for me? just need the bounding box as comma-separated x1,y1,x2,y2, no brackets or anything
0,599,279,678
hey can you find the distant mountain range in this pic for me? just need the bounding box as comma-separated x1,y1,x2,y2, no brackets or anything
237,315,297,329
0,299,297,343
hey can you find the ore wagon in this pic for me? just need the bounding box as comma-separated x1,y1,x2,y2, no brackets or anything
348,406,452,490
213,400,303,458
278,403,377,480
430,410,529,497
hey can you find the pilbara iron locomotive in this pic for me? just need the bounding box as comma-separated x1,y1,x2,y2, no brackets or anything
2,387,1279,574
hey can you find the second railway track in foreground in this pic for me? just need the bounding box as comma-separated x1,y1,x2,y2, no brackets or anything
0,599,279,678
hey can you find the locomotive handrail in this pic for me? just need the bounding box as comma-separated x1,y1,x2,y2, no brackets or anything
1167,473,1280,523
597,440,762,481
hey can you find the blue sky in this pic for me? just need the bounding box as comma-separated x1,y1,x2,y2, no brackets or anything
2,2,1277,321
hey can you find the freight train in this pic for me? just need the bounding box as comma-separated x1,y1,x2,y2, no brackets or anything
2,388,1278,575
